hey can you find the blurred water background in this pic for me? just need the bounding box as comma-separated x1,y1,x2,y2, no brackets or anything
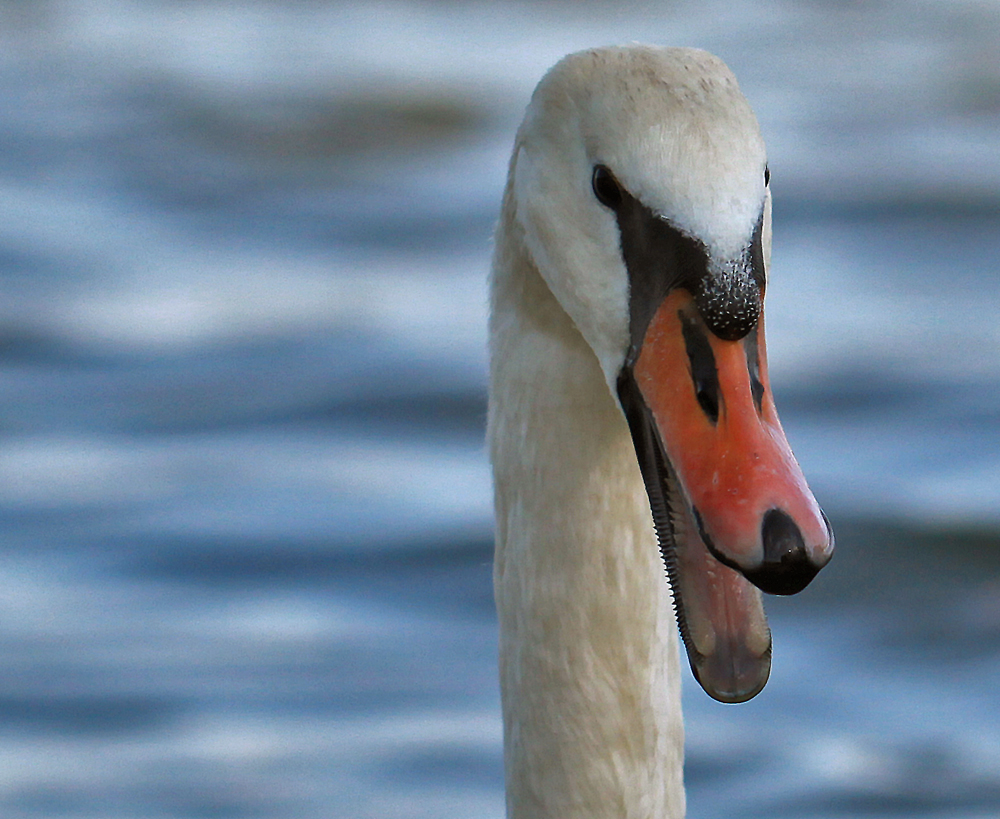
1,1,999,817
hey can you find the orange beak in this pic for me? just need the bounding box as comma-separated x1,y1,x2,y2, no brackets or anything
636,289,832,593
618,288,833,702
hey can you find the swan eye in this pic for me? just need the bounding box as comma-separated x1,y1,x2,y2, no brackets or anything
764,165,770,186
592,165,623,209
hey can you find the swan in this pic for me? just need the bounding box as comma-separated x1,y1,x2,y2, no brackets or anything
487,45,834,818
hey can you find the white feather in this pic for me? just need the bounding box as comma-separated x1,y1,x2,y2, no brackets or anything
489,44,770,818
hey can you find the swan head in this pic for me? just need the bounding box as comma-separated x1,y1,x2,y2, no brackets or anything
510,45,834,702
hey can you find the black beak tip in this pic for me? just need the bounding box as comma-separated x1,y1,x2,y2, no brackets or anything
745,508,824,596
744,553,819,596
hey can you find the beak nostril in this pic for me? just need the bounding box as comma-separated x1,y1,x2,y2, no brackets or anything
679,311,721,424
743,327,764,415
695,386,719,420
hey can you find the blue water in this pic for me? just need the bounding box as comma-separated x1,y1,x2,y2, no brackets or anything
1,2,998,817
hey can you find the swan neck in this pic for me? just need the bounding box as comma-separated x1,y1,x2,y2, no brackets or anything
488,189,685,819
